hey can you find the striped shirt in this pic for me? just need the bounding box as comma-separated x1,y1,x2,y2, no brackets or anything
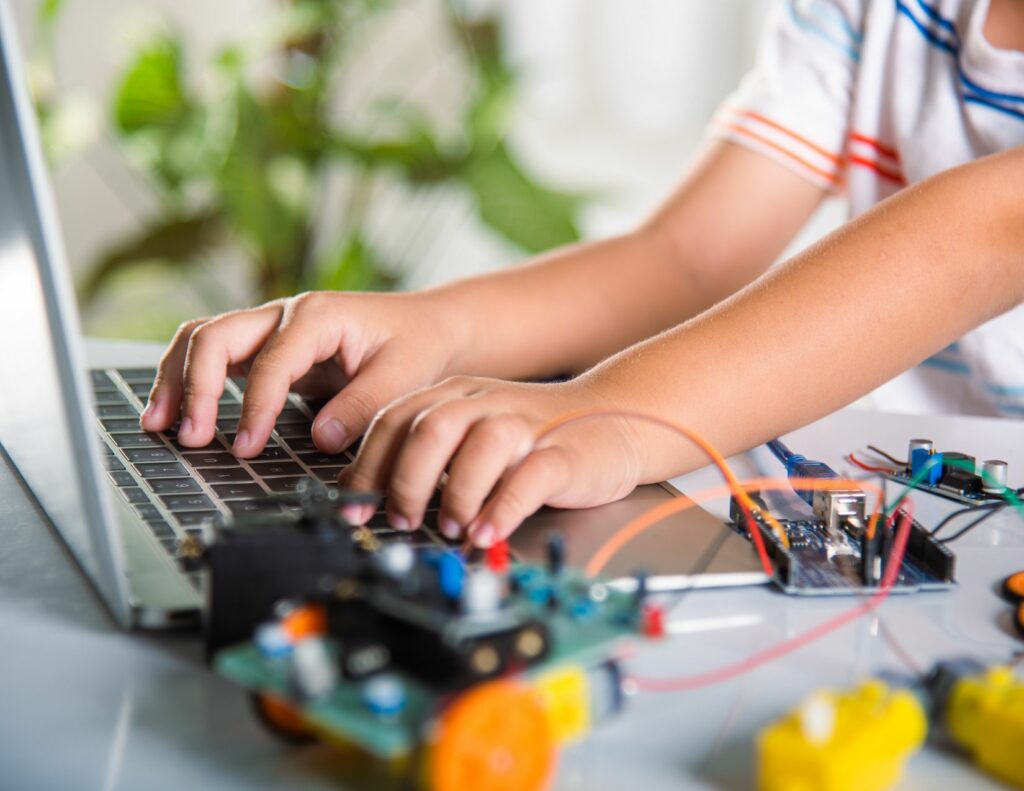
712,0,1024,417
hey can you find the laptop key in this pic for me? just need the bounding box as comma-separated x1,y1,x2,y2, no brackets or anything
108,470,135,487
276,407,310,425
282,437,318,453
113,432,164,449
104,456,126,471
135,461,188,479
274,422,312,439
146,520,176,540
313,466,345,482
170,437,223,452
226,500,282,516
129,381,153,396
182,450,238,467
215,418,238,432
124,447,175,463
92,391,130,406
160,493,215,511
147,478,203,495
198,467,253,484
96,404,138,418
174,510,220,527
223,433,277,448
211,482,264,500
250,460,303,477
249,446,289,461
101,418,143,433
134,503,162,520
217,403,243,418
120,487,150,504
264,476,312,493
90,370,114,387
297,451,346,467
117,368,157,384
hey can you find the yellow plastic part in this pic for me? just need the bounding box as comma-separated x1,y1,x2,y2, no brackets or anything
533,664,591,744
946,665,1024,788
757,680,926,791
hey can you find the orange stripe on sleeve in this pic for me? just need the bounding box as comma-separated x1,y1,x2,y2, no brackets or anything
736,109,844,165
847,154,906,185
717,122,842,185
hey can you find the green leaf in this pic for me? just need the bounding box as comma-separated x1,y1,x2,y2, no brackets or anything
79,211,224,303
216,89,307,270
113,36,189,135
314,234,395,292
37,0,66,27
461,142,580,253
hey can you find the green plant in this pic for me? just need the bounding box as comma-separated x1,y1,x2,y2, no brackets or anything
34,0,582,336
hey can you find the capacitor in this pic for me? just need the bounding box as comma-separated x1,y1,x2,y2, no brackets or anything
462,568,502,616
291,636,338,700
981,459,1008,493
255,622,292,659
437,550,465,599
546,533,565,575
907,439,933,462
361,674,407,718
376,542,415,577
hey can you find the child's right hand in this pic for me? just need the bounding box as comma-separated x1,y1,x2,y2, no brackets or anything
140,290,463,457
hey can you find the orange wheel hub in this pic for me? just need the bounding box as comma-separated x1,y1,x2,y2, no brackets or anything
430,680,556,791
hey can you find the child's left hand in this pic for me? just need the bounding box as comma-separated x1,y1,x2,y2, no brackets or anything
340,376,646,547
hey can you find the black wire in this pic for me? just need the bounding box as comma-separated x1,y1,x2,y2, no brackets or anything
938,503,1009,544
928,501,1001,537
868,444,907,467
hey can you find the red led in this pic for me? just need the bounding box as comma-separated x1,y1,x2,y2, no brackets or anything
486,539,509,574
641,603,666,638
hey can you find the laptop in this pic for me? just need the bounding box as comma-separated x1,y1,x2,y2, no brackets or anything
0,3,767,630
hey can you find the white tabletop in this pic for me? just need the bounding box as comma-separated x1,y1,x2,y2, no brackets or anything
1,340,1021,790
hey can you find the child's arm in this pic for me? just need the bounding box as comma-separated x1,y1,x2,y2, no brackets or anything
144,142,822,455
343,146,1024,544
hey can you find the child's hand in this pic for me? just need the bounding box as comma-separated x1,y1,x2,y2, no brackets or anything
340,377,646,547
141,291,464,456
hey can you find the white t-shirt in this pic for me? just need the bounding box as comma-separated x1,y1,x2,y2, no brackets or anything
711,0,1024,417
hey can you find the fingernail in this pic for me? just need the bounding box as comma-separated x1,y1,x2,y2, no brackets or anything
315,419,347,454
179,417,193,438
233,430,251,454
439,518,461,540
473,523,495,548
341,503,371,526
388,512,410,532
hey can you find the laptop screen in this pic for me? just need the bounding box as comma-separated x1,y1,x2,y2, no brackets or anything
0,4,130,625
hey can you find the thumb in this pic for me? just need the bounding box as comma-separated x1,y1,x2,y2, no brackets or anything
311,353,423,454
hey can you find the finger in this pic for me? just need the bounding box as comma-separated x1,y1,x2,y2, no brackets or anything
342,377,478,520
233,304,334,457
141,317,208,431
438,415,532,541
467,446,570,548
386,401,492,530
176,305,285,448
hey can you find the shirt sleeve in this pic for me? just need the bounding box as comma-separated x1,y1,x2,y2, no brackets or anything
709,0,865,192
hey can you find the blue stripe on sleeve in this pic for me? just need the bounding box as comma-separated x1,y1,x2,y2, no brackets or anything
788,1,861,61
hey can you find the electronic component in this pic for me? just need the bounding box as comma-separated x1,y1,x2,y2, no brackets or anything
882,439,1014,505
757,440,955,594
206,481,642,791
757,680,926,791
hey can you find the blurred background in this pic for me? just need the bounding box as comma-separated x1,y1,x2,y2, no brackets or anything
12,0,840,341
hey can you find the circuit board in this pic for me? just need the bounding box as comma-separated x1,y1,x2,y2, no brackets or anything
729,494,956,596
883,471,1004,506
215,565,637,759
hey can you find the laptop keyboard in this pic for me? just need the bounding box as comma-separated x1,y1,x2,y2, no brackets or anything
91,367,445,583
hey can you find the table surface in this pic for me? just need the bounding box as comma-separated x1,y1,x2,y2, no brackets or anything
2,340,1022,791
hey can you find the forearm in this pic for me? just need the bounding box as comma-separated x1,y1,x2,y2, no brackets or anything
427,142,823,380
587,146,1024,479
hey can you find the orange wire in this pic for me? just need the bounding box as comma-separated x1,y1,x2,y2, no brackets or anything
532,408,790,576
847,451,895,475
583,476,885,578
